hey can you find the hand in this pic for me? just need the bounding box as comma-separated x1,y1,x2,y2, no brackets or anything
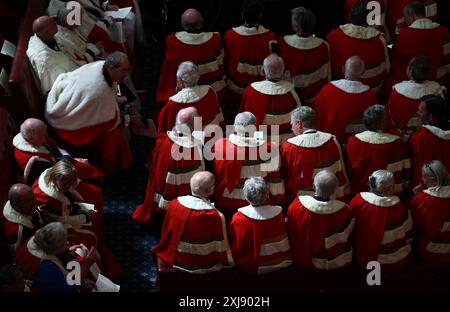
107,4,119,11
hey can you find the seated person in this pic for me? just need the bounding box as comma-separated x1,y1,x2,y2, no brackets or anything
228,177,293,274
349,170,413,269
152,171,234,273
410,160,450,263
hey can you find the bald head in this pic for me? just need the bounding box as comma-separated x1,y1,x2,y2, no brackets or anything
263,54,285,81
190,171,215,197
344,56,365,81
181,8,203,32
8,184,36,215
20,118,48,146
33,16,58,42
175,107,200,134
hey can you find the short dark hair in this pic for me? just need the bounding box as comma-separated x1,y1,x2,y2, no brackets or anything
363,104,385,131
291,7,316,36
405,1,426,17
351,0,370,26
422,95,449,128
409,55,432,82
242,0,264,24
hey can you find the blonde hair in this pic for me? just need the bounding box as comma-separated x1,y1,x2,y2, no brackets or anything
44,160,77,189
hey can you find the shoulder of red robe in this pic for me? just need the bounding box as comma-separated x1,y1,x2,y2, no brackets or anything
339,23,380,40
287,131,334,148
408,18,441,30
237,205,282,220
355,131,400,145
251,80,295,95
174,31,215,45
359,192,400,207
232,25,270,36
169,85,211,104
13,133,49,154
229,133,265,147
177,195,216,211
331,79,370,94
423,125,450,140
167,131,203,148
282,34,326,50
393,80,445,100
423,186,450,199
3,201,35,229
299,196,347,214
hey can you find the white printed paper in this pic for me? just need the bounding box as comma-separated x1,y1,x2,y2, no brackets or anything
1,40,16,58
104,7,132,20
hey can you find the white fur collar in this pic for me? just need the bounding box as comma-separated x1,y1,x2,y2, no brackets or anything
38,169,80,206
13,133,49,154
355,131,400,145
331,79,370,94
167,131,202,148
299,196,347,215
229,134,265,147
424,186,450,199
232,25,270,36
287,131,333,148
360,192,400,207
339,24,380,40
27,237,60,261
251,80,295,95
169,85,210,103
178,195,216,211
283,35,324,50
423,125,450,140
238,205,282,220
393,80,444,100
409,18,440,30
175,31,214,45
3,201,35,229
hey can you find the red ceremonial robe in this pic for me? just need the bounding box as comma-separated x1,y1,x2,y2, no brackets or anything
133,132,205,227
224,25,277,95
280,131,350,204
350,192,413,268
212,134,285,220
239,80,301,144
286,196,354,270
156,31,226,103
228,205,293,274
346,131,411,195
157,85,224,136
152,195,234,273
326,24,390,94
312,79,377,144
410,186,450,263
13,133,103,183
386,80,445,136
278,34,331,104
2,201,36,256
409,125,450,186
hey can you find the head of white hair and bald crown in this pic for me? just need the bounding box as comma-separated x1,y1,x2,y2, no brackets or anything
368,170,396,196
344,56,365,81
190,171,215,199
174,106,200,137
234,112,257,138
176,61,200,91
263,54,285,81
244,177,268,206
313,170,339,201
20,118,48,146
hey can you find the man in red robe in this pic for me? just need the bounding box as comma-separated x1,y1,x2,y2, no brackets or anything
347,105,411,196
228,177,293,274
349,170,413,268
152,171,234,274
156,8,226,104
345,0,390,40
45,52,137,177
278,7,331,105
312,56,378,144
223,0,277,122
386,55,446,139
239,54,301,144
410,95,450,186
133,108,205,231
386,2,450,91
13,118,103,185
327,1,390,96
286,171,355,270
157,61,224,137
280,107,350,204
212,112,285,220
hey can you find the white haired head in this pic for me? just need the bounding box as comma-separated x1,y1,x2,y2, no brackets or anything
243,177,268,206
368,170,395,196
263,54,285,81
234,112,257,137
314,170,339,200
176,61,200,87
